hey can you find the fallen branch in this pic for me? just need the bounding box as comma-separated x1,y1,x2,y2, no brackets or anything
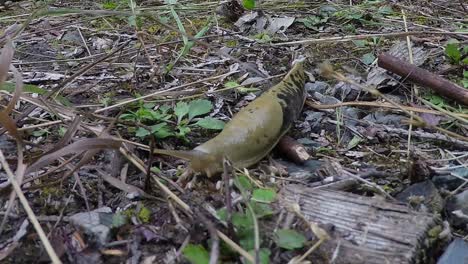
377,53,468,105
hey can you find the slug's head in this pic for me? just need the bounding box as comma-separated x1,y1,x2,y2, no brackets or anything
189,152,223,178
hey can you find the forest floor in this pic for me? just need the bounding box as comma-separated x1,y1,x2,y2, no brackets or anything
0,0,467,263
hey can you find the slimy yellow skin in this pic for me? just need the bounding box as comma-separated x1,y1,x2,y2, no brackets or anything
153,60,307,177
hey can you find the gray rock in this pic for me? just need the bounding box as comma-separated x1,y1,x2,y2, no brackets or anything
305,81,329,95
69,207,113,245
396,180,444,213
437,238,468,264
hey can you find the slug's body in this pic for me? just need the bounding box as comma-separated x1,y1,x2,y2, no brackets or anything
154,60,308,177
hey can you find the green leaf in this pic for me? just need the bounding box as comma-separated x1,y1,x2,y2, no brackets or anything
462,79,468,88
240,235,255,251
135,108,155,121
143,102,156,109
111,212,128,228
135,127,151,138
249,201,274,218
253,32,272,43
195,117,225,130
176,125,191,138
275,229,307,250
174,101,189,124
58,126,67,137
446,43,461,64
242,0,255,10
102,1,118,10
427,94,445,106
138,206,151,223
347,135,363,150
32,129,48,137
128,15,137,27
247,248,270,264
352,40,367,48
120,113,136,121
378,6,393,15
182,244,209,264
462,57,468,65
225,80,260,93
232,212,254,230
150,123,174,139
361,52,375,65
188,99,213,121
216,208,227,221
151,110,171,121
298,15,327,30
235,175,253,191
251,188,277,203
225,80,242,89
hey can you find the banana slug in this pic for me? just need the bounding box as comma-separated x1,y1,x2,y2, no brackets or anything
153,60,308,177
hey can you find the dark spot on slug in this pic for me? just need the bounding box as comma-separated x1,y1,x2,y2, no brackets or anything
256,138,261,144
275,70,308,134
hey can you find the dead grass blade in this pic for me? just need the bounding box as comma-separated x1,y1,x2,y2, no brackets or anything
0,40,22,142
0,111,20,140
26,138,122,174
43,116,82,155
0,40,13,85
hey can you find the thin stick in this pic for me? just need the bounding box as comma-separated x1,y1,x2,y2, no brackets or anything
216,231,255,263
272,31,467,46
0,149,62,264
305,100,468,119
402,9,416,165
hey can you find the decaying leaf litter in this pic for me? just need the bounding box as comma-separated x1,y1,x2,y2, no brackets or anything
0,0,467,263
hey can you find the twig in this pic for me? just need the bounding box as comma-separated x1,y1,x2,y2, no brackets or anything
378,53,468,105
76,27,92,56
272,31,468,46
305,100,468,119
402,8,416,171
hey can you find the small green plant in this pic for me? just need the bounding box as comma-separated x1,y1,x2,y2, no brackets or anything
253,32,272,43
444,40,468,88
214,175,286,263
297,6,335,31
182,244,210,264
445,39,468,65
242,0,255,10
121,99,225,141
298,15,329,31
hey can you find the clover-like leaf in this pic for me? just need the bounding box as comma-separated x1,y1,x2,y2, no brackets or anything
195,117,225,130
446,42,461,64
182,244,209,264
275,229,306,250
174,101,189,124
150,123,174,138
135,127,151,138
361,52,375,65
252,188,277,203
188,99,212,121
